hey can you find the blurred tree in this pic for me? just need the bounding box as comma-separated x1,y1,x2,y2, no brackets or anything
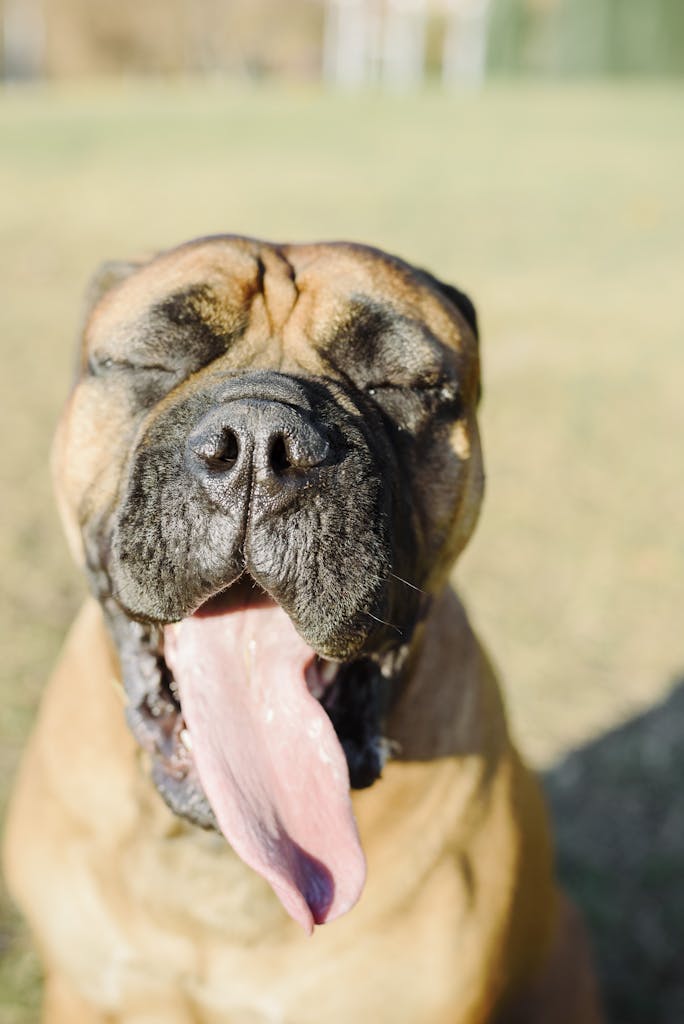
382,0,429,91
1,0,324,79
556,0,684,76
0,0,682,81
485,0,529,73
323,0,375,88
322,0,493,90
442,0,493,87
486,0,684,76
2,0,44,78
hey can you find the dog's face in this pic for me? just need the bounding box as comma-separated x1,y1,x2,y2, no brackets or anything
53,236,483,930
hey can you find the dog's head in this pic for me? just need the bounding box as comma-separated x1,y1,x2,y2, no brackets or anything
54,236,483,930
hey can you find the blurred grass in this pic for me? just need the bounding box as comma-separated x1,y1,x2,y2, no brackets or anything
0,80,682,1022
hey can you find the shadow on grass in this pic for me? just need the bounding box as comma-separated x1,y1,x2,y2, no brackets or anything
0,905,41,1024
544,677,684,1024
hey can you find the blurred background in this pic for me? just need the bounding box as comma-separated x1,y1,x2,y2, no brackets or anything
0,1,682,1021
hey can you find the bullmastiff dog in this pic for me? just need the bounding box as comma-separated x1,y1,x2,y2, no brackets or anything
4,236,602,1023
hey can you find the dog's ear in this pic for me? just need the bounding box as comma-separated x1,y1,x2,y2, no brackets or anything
74,260,145,382
81,259,142,326
433,280,479,343
420,271,479,342
420,270,481,403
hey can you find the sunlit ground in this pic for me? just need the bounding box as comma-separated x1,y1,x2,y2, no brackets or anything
0,79,682,1022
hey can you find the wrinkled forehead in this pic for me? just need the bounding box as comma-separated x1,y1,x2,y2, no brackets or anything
84,236,474,376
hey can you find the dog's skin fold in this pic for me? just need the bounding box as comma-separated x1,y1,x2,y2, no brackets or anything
4,236,602,1022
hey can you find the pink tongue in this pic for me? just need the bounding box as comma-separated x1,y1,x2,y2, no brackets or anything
164,601,366,933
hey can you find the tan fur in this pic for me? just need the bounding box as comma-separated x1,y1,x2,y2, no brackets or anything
4,239,602,1022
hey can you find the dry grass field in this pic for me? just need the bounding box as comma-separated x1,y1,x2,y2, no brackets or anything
0,80,682,1022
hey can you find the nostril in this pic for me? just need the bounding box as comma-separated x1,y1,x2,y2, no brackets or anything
268,434,292,474
265,424,330,475
219,429,240,466
197,428,240,471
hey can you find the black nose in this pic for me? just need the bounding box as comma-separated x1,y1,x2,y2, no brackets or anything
187,399,331,495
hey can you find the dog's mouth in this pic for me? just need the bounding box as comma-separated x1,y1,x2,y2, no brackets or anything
113,578,405,933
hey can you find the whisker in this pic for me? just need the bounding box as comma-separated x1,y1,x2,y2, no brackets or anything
389,571,426,595
365,610,404,638
109,576,137,605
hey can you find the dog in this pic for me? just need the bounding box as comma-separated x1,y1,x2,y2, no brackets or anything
4,236,602,1023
